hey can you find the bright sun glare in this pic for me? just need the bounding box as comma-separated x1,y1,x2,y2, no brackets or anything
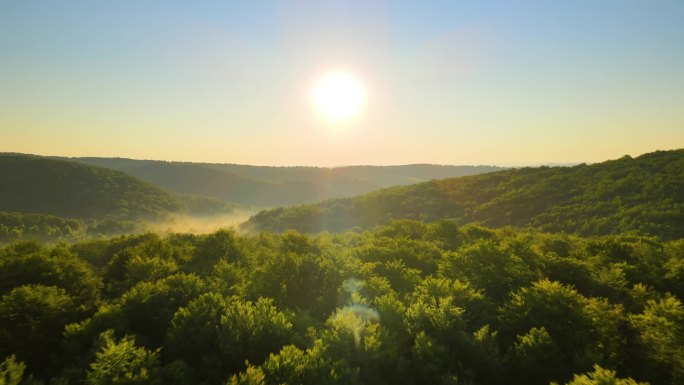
312,71,366,121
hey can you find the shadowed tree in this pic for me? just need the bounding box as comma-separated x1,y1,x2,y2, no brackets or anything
499,279,623,384
165,293,292,385
629,294,684,384
0,285,80,378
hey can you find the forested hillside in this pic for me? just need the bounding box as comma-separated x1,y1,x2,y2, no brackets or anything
206,163,504,187
0,211,86,244
67,157,503,206
0,194,243,244
68,158,333,207
0,155,251,243
1,222,681,384
244,150,684,239
0,155,182,220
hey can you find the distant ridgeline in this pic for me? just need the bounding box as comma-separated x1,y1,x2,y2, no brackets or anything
66,156,504,206
0,155,238,242
243,149,684,240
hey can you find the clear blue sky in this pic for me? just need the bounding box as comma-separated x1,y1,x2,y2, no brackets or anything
1,1,683,166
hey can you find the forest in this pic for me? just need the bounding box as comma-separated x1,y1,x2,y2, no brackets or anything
0,155,182,220
1,221,682,385
1,150,683,385
0,155,249,243
3,1,682,384
245,150,684,239
66,157,503,206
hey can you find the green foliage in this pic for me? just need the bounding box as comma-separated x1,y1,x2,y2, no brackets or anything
506,326,562,384
0,211,154,245
0,224,681,384
187,229,243,274
114,273,207,347
0,211,83,243
629,295,684,384
245,150,684,240
0,241,101,306
260,345,311,384
6,150,684,385
0,356,25,385
353,235,442,274
499,279,624,384
86,330,161,385
165,293,292,384
552,365,648,385
0,155,182,220
0,285,80,376
258,342,360,385
73,156,502,207
245,240,341,319
439,239,537,300
228,365,266,385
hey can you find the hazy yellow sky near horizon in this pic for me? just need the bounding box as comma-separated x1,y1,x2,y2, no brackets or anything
1,1,683,166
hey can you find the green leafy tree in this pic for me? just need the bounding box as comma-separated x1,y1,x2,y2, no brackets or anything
85,330,161,385
664,239,684,298
0,356,25,385
228,365,266,385
499,280,623,384
207,259,243,296
187,229,243,274
0,242,101,307
404,277,493,384
506,327,563,384
439,239,537,300
246,247,340,319
425,219,462,251
551,365,648,385
260,342,360,385
353,236,443,274
373,259,422,295
124,255,179,286
0,285,79,377
629,295,684,384
165,293,292,384
111,273,207,348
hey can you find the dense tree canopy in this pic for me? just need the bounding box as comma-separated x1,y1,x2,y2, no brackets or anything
0,156,243,244
0,221,680,384
0,155,182,220
69,156,503,207
244,150,684,240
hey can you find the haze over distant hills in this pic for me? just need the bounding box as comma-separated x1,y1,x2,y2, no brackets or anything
0,153,504,242
244,149,684,240
7,150,683,241
64,157,504,206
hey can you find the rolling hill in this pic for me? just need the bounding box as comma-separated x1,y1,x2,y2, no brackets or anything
205,162,505,188
67,157,503,206
243,149,684,239
0,154,184,220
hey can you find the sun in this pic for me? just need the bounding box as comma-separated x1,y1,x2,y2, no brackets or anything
312,71,366,121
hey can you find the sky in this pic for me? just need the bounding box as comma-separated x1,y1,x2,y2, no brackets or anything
1,1,683,166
